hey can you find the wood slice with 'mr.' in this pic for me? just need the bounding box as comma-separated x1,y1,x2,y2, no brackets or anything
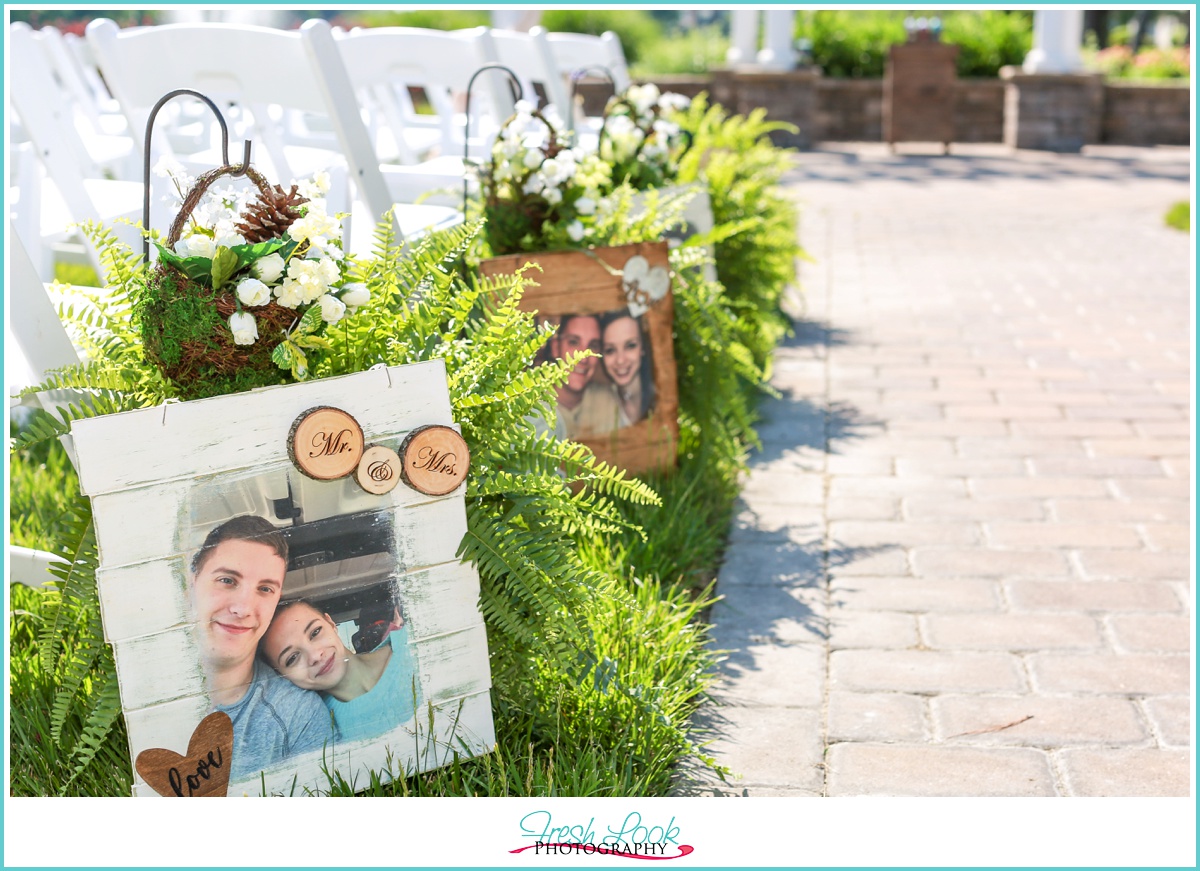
399,425,470,496
288,406,365,480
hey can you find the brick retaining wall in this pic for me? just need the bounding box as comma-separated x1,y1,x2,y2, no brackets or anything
1102,83,1190,146
590,70,1186,149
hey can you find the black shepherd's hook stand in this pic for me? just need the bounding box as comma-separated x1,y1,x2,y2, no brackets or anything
462,63,524,216
568,65,616,135
142,89,253,265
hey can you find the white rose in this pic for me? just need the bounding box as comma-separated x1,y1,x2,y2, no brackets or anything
566,221,584,242
236,277,271,307
174,233,216,259
659,91,691,112
340,283,370,309
523,149,544,170
575,196,596,216
228,311,258,345
214,229,248,249
543,187,563,206
252,253,286,284
318,293,346,324
523,175,545,195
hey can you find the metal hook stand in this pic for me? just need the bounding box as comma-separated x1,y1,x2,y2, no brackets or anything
462,63,524,216
142,89,253,265
568,65,616,135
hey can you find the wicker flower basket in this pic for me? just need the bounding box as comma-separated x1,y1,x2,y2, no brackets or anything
138,164,307,400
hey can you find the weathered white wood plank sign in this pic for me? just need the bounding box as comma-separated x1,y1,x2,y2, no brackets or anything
70,361,495,797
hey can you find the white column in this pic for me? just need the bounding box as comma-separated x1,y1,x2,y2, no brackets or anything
757,9,797,70
1022,9,1085,73
726,9,759,67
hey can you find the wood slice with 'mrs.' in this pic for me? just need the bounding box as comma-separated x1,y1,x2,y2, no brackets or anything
135,711,233,797
399,425,470,496
355,444,403,495
288,406,364,480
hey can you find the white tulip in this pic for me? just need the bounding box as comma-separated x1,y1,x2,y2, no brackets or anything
236,277,272,307
228,311,258,345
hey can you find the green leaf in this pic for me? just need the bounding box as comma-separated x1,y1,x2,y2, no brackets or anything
209,246,240,291
152,243,214,283
293,334,332,351
229,239,285,270
290,344,309,379
271,340,296,370
297,303,324,335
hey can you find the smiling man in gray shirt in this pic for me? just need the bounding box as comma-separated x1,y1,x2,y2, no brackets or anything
189,516,332,780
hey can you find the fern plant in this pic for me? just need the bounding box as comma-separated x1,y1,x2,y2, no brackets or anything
675,94,805,370
12,216,711,795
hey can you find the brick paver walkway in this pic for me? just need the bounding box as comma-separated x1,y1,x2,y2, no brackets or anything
692,144,1192,797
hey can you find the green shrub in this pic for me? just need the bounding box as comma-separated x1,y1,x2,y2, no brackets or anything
540,9,662,66
941,10,1033,77
630,26,729,77
354,9,489,30
1086,45,1190,80
1165,201,1190,231
796,10,1032,78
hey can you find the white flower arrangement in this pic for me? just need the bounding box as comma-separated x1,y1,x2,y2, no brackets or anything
479,100,612,255
599,84,693,191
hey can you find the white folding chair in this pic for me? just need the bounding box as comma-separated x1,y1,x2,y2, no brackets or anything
531,28,631,140
9,545,60,588
331,25,513,208
8,23,144,281
35,25,137,179
479,28,571,119
6,223,83,402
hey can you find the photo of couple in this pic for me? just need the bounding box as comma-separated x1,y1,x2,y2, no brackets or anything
187,511,421,781
541,308,656,441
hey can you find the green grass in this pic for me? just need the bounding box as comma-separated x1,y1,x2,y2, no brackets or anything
1165,201,1190,231
54,261,101,287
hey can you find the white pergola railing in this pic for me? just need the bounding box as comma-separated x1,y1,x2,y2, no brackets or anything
727,9,797,70
1022,9,1086,74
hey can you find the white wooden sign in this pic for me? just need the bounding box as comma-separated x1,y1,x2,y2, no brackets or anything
70,361,495,797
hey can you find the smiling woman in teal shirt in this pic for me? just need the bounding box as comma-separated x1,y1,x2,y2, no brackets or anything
259,601,422,742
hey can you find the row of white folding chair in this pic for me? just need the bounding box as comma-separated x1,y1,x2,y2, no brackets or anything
83,17,463,258
8,226,81,591
8,23,145,282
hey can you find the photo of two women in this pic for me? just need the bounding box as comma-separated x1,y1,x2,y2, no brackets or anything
539,309,656,441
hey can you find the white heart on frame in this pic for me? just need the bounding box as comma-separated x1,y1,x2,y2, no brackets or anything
620,255,670,318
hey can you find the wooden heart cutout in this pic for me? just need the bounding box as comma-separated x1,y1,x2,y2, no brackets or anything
135,711,233,797
621,254,670,318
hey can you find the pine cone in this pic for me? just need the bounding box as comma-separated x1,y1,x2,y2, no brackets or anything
235,184,310,244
